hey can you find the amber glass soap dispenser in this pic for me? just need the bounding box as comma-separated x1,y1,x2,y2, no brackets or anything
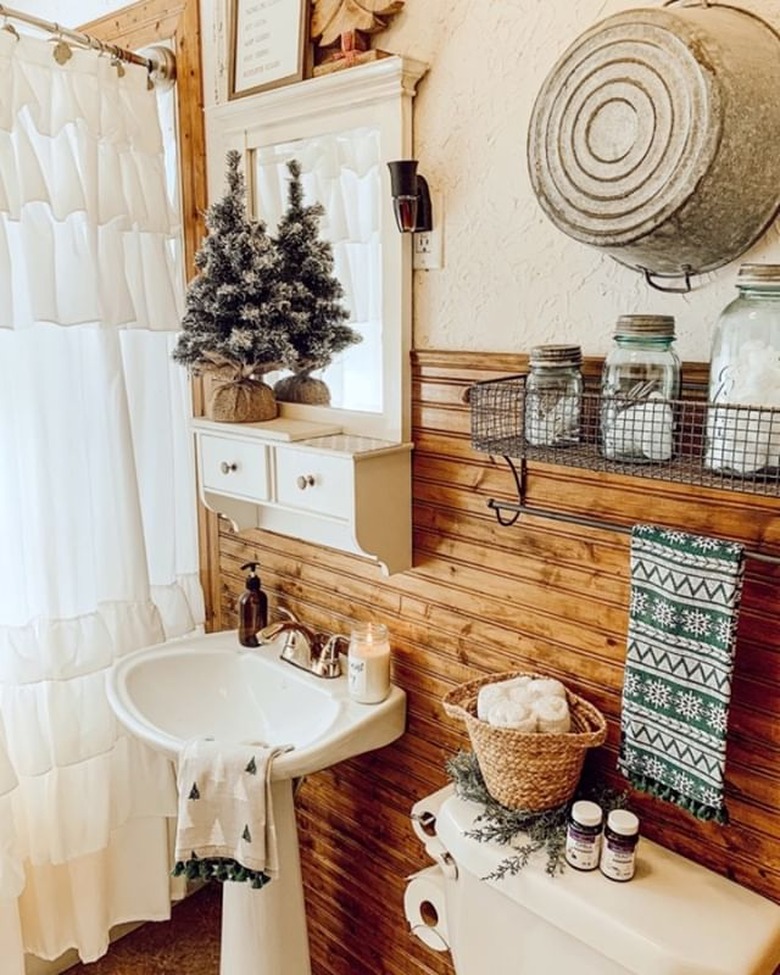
238,561,268,647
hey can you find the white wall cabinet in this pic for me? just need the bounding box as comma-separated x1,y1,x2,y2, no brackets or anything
194,418,412,575
200,56,427,576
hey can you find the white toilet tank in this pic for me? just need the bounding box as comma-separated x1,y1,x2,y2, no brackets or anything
412,792,780,975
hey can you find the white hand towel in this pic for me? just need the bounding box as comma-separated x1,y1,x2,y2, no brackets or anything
173,738,282,887
533,695,571,734
487,699,537,732
527,677,567,700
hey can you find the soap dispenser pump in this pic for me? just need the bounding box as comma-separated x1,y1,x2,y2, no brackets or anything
238,561,268,648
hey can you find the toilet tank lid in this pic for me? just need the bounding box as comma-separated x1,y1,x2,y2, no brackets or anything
435,796,780,975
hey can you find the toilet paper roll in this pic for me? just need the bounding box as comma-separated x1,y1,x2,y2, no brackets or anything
410,784,454,849
404,866,450,952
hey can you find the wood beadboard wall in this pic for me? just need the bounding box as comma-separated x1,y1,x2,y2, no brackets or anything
211,350,780,975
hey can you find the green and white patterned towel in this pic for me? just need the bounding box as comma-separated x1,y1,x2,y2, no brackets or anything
618,524,745,823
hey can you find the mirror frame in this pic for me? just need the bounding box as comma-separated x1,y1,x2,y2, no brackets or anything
205,56,428,443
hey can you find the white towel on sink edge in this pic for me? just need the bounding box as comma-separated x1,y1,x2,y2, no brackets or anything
173,738,282,886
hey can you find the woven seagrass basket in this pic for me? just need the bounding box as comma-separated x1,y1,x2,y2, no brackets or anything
442,671,607,811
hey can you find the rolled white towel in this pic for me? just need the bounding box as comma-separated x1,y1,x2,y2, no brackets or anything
533,695,571,734
477,677,534,719
503,677,535,705
477,683,509,720
487,699,537,733
527,677,567,700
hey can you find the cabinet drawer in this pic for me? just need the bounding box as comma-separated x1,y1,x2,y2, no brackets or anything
200,434,270,501
275,448,351,519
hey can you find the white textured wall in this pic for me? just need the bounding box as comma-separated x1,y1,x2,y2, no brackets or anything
22,0,780,360
377,0,780,361
15,0,117,22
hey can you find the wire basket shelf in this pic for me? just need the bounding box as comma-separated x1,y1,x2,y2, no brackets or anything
470,375,780,497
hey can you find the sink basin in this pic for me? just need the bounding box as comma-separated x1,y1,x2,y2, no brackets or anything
108,628,407,975
107,629,406,779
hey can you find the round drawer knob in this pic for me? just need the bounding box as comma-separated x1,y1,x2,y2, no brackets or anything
220,461,238,475
296,474,315,490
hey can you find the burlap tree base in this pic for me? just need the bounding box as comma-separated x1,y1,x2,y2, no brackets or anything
207,379,277,422
274,373,331,406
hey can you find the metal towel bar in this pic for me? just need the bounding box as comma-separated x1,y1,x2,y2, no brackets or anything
486,494,780,566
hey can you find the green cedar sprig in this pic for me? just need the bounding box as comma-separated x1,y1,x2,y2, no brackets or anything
446,751,629,878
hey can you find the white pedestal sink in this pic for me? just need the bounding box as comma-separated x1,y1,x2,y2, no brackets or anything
107,630,406,975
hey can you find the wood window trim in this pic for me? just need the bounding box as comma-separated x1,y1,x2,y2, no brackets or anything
82,0,220,631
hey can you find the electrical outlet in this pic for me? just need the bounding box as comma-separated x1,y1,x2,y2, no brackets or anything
413,193,444,270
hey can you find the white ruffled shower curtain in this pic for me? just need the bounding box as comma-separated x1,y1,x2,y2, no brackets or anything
0,30,203,970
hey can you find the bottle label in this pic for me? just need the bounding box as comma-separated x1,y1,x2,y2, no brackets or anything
600,837,637,881
565,824,601,871
348,656,367,697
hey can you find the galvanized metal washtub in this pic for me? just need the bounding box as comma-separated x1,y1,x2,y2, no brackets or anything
527,2,780,289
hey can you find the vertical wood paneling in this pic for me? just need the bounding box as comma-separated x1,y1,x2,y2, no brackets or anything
212,351,780,974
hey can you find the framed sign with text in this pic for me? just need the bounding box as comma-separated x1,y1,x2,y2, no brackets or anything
229,0,308,98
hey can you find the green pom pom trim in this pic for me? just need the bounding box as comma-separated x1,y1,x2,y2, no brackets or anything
625,772,729,825
172,855,271,889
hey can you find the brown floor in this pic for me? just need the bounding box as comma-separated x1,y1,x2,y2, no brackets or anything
65,884,222,974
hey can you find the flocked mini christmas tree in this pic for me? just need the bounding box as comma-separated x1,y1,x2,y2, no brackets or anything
273,159,361,405
172,150,295,422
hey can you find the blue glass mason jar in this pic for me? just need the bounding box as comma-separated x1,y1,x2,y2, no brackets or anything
600,315,681,463
706,264,780,475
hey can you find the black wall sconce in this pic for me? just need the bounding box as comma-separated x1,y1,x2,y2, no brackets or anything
387,160,433,233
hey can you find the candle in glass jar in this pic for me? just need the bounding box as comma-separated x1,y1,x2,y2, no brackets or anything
347,622,391,704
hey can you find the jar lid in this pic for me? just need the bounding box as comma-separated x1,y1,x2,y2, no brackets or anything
615,315,675,339
529,344,582,367
571,800,603,827
607,809,639,836
736,263,780,286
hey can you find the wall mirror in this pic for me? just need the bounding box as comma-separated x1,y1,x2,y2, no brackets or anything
205,56,427,443
252,127,383,417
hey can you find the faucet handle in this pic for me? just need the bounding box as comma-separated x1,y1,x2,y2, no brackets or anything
311,633,348,679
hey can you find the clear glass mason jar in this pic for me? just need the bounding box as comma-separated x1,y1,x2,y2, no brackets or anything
524,344,583,447
600,315,681,463
706,264,780,475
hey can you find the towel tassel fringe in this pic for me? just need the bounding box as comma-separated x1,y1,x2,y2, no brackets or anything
172,855,272,889
626,772,729,825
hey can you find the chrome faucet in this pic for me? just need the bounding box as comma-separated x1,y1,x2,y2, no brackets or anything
256,607,348,679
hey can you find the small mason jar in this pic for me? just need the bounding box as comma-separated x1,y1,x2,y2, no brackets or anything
524,344,583,447
706,264,780,475
600,315,681,463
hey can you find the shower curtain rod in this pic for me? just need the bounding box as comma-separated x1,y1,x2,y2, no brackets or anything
0,3,176,86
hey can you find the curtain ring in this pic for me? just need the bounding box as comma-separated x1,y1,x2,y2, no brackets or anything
2,11,19,39
51,27,73,66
